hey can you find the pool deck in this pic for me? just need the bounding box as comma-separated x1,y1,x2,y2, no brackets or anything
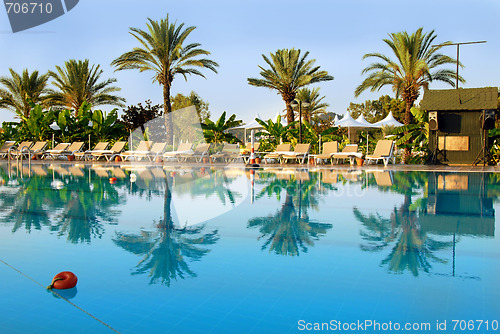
4,158,500,173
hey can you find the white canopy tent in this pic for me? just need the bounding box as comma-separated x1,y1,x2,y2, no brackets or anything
373,111,404,127
229,114,264,143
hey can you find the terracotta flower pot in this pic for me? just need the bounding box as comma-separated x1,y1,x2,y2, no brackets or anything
356,158,364,166
255,157,261,164
115,156,121,162
67,155,74,161
203,157,210,163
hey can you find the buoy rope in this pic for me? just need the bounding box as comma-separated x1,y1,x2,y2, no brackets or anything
0,258,121,334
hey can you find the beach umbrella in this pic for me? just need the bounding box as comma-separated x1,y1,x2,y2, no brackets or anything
373,111,404,127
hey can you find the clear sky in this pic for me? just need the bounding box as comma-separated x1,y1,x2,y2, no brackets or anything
0,0,499,125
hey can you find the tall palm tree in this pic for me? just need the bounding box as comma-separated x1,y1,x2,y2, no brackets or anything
248,48,333,125
0,68,50,118
355,28,462,160
47,59,125,116
295,87,329,122
111,15,219,144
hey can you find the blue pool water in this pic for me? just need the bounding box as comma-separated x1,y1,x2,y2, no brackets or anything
0,163,499,333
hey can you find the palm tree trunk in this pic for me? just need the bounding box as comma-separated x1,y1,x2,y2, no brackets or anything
285,101,294,125
403,99,415,163
163,83,173,145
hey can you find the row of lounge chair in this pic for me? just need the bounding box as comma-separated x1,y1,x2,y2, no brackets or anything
0,139,396,166
311,140,396,166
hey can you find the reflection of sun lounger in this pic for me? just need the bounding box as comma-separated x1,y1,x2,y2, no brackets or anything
294,169,310,181
151,168,166,179
112,167,127,178
321,170,338,184
31,165,48,177
374,171,393,187
92,167,109,178
68,166,85,177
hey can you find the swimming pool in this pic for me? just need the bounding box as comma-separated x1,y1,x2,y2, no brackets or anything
0,163,498,333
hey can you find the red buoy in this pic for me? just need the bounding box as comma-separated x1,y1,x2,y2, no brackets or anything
48,271,78,290
109,177,117,184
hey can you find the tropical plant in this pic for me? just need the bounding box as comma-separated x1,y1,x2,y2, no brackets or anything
0,68,50,118
355,28,462,161
111,15,219,144
47,59,125,115
255,115,296,150
294,87,329,122
391,106,429,163
300,120,341,154
201,111,242,144
248,48,333,124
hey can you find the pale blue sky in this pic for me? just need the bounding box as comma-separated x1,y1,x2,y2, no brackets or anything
0,0,499,124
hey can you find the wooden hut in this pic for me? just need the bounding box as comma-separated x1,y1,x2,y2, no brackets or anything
420,87,498,165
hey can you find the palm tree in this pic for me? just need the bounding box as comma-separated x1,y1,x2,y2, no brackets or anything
355,28,462,160
111,15,219,144
47,59,125,116
295,87,329,122
0,68,50,118
248,48,333,124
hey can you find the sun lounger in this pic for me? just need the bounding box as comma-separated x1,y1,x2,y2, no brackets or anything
281,143,310,164
332,144,362,164
178,143,211,162
210,143,241,162
7,141,33,159
74,142,109,161
41,143,70,159
0,141,16,158
263,143,292,163
163,142,194,161
365,140,396,167
240,142,261,163
45,142,84,160
26,141,48,160
312,141,339,164
89,141,127,161
120,141,153,161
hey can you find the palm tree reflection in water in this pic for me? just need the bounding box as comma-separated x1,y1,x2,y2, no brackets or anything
248,171,333,256
113,175,219,286
355,172,452,276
